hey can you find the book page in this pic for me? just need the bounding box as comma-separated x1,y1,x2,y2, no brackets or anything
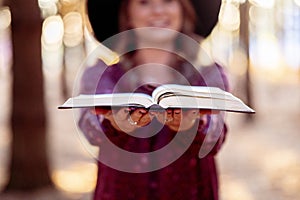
59,93,155,109
151,84,254,113
158,95,254,113
152,84,234,103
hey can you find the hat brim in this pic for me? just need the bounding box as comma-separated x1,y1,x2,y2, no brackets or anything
87,0,221,42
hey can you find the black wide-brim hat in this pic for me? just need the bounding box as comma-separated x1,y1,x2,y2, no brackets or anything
87,0,222,42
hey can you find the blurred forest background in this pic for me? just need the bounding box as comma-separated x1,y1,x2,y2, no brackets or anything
0,0,299,199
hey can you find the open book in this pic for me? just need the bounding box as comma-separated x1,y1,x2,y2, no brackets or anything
58,84,255,113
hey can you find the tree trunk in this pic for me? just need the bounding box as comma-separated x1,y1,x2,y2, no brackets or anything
5,0,52,190
239,1,254,121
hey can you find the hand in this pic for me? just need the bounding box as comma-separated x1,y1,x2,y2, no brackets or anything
92,107,153,133
154,109,218,132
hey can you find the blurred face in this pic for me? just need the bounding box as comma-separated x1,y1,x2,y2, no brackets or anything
127,0,183,44
128,0,183,31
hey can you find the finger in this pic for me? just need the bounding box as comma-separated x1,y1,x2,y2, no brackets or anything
129,108,147,123
138,112,153,126
165,109,174,123
199,109,220,115
154,110,167,124
91,107,111,115
112,107,130,121
173,109,182,121
185,109,200,119
133,108,148,117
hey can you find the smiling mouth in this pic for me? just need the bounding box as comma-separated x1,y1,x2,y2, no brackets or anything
149,21,170,28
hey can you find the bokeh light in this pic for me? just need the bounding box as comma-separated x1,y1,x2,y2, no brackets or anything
42,15,64,74
58,0,81,16
84,27,120,66
51,162,97,193
38,0,58,18
249,0,275,8
219,3,240,31
228,48,248,76
63,11,83,47
0,7,11,30
42,15,64,51
250,33,281,70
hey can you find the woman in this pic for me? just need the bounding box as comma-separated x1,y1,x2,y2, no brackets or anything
79,0,229,199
